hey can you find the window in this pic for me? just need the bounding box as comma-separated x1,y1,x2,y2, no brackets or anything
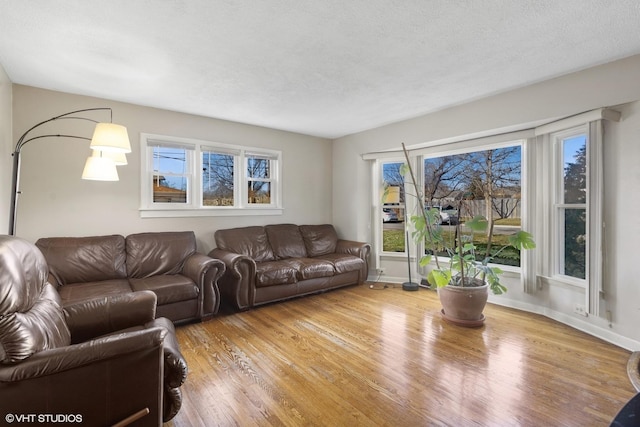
535,109,615,315
553,128,588,280
380,161,406,253
150,143,192,204
246,152,276,205
140,133,282,217
202,147,236,207
422,143,523,267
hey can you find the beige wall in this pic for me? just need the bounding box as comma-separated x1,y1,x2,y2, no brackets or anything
11,85,333,252
333,54,640,349
0,64,11,232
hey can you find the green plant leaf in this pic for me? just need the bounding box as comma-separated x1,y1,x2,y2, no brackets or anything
508,231,536,250
419,255,432,267
424,208,441,226
426,269,452,288
462,243,476,253
400,163,410,176
466,215,489,232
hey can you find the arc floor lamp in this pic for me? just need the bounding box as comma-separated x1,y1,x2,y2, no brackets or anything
9,107,131,235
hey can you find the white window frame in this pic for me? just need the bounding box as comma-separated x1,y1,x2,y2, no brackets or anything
534,108,619,316
550,125,589,287
244,151,280,208
377,158,408,257
541,122,604,315
417,138,527,274
367,132,530,280
146,140,195,207
140,133,283,218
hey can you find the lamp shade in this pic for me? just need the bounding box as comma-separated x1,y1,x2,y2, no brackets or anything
82,155,119,181
89,123,131,153
94,149,128,166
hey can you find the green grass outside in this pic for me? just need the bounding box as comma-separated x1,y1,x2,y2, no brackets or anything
382,225,521,266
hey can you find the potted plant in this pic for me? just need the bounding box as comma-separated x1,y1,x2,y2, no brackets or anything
399,144,535,327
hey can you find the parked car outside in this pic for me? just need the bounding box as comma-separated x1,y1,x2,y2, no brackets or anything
426,205,458,225
382,208,400,223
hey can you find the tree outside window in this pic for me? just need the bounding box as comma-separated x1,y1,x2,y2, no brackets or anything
423,145,523,266
559,134,587,279
202,151,234,206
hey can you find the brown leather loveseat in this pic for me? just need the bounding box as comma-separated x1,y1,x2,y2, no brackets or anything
0,235,187,425
210,224,370,310
35,231,225,323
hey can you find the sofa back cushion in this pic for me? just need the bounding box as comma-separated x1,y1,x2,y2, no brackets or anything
265,224,307,259
299,224,339,257
36,235,127,285
0,236,70,364
126,231,196,278
214,226,274,262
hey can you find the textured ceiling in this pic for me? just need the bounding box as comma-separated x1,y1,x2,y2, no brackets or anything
1,1,640,139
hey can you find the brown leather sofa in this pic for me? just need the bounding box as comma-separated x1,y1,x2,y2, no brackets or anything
35,231,225,324
210,224,370,310
0,235,187,425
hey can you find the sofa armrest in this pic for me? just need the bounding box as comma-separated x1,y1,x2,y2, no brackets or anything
0,328,164,426
336,239,371,259
202,258,225,318
209,249,256,310
181,252,215,283
182,253,225,319
336,240,371,283
64,291,158,344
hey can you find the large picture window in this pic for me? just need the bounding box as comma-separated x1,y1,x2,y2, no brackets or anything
422,143,523,267
140,133,282,217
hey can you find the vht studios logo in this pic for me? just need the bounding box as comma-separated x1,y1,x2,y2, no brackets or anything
5,413,83,423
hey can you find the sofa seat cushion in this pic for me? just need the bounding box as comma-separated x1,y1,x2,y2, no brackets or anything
255,261,298,287
129,275,199,305
57,280,133,305
314,253,365,274
293,258,335,280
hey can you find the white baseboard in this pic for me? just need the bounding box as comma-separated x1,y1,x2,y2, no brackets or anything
487,297,640,351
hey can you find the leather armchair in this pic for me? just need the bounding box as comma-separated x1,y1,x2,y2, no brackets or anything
0,235,188,426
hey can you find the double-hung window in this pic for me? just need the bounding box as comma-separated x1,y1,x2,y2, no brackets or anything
534,108,619,314
149,142,193,205
552,126,589,281
140,133,282,217
380,160,406,254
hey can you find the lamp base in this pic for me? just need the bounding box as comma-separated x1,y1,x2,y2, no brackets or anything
402,282,419,291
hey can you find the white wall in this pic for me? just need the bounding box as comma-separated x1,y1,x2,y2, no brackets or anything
11,85,333,252
333,54,640,350
0,63,11,232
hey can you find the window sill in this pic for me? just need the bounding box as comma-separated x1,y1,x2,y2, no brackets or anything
538,275,587,290
139,207,284,218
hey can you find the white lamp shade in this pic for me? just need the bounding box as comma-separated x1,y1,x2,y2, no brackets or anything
82,155,119,181
92,148,128,166
89,122,131,153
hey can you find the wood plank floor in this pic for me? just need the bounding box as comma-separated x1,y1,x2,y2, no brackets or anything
165,283,635,426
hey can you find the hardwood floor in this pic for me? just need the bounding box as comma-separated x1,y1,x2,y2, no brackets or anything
166,283,634,426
